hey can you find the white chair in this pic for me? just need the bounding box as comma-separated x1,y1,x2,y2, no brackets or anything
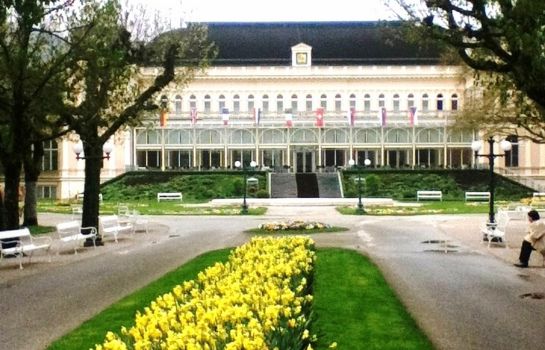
480,212,510,248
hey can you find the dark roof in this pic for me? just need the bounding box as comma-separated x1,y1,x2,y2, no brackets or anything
203,21,442,66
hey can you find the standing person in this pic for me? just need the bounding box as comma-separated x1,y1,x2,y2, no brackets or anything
514,210,545,268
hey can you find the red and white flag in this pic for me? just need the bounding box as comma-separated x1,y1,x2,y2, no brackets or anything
316,107,324,128
221,107,230,126
378,107,387,127
190,107,197,125
346,107,356,126
285,112,293,128
408,106,418,126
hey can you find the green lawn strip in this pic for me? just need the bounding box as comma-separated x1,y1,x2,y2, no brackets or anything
47,249,232,350
245,226,349,235
48,247,432,350
337,200,490,215
28,225,55,235
313,248,433,350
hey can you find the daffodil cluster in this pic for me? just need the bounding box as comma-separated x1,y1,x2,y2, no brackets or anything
258,221,330,232
95,237,317,350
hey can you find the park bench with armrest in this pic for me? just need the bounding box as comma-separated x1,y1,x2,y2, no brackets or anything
157,192,183,202
56,221,97,254
0,227,51,269
417,190,442,201
99,215,133,243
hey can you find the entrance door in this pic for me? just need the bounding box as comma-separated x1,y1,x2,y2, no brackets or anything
296,151,313,173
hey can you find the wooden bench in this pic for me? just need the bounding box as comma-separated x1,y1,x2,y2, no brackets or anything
0,228,52,269
76,193,103,202
56,221,97,255
99,215,133,243
157,192,183,202
465,191,491,201
417,190,442,201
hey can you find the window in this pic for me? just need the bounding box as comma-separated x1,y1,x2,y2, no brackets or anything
136,150,161,168
407,93,415,108
451,94,458,110
504,135,519,167
37,185,56,199
422,94,429,112
262,95,269,113
276,94,283,112
261,129,285,143
291,94,298,113
393,94,400,112
168,150,191,168
230,129,254,144
324,129,348,143
363,94,371,112
247,94,254,112
42,140,58,171
174,95,182,114
166,130,192,144
436,93,444,111
320,94,327,110
335,94,342,112
198,130,222,144
136,130,161,144
306,94,313,112
204,95,211,113
349,94,356,109
189,95,197,110
219,95,226,111
233,94,240,113
378,93,385,108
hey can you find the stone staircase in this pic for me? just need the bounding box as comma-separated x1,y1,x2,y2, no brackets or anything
270,172,342,198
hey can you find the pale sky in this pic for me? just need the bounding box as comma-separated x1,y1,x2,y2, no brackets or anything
131,0,398,23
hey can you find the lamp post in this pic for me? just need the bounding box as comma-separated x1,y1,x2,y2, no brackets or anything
348,158,371,214
73,141,113,161
235,160,257,214
471,137,512,235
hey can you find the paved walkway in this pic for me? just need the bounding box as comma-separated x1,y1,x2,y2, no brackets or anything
1,202,544,349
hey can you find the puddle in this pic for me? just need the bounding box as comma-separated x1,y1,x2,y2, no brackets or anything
423,249,459,253
422,240,447,244
169,234,181,238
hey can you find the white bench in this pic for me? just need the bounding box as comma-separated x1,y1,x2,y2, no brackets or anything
99,215,134,243
465,191,490,201
56,221,97,255
417,190,442,201
0,228,51,269
157,192,183,202
76,193,103,201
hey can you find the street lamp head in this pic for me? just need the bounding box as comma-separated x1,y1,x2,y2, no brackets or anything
348,159,355,166
102,142,113,160
73,142,84,160
471,140,482,152
234,160,241,168
250,160,257,168
500,139,512,151
364,158,371,166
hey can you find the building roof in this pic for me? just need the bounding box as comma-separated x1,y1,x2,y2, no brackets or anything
204,21,442,66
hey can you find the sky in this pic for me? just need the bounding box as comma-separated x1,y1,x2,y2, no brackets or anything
131,0,399,24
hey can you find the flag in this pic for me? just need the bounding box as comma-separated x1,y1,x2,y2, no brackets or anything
378,107,387,127
408,106,418,126
160,109,168,127
316,107,324,128
221,107,230,126
285,112,293,127
347,107,356,126
190,107,197,125
254,107,261,125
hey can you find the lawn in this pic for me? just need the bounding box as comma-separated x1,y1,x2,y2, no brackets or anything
47,248,432,350
337,200,496,215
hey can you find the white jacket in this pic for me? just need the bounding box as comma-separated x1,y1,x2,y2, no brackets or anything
524,220,545,254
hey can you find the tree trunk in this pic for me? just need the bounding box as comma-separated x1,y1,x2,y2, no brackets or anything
2,158,22,230
23,142,44,227
81,144,104,245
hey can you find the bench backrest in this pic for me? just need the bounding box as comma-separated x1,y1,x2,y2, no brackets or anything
56,221,81,237
157,192,182,197
417,191,442,196
0,227,31,241
465,191,490,198
100,215,120,228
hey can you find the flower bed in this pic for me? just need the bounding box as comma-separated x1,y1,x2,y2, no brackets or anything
258,220,331,232
95,237,317,350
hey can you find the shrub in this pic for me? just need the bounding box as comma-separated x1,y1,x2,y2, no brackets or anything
256,189,270,198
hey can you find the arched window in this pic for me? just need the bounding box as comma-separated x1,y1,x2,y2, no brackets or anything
189,95,197,110
174,95,182,114
233,94,240,113
204,95,211,113
407,93,415,109
262,94,269,113
320,94,327,111
378,93,385,108
276,94,284,112
291,94,298,113
349,94,356,109
422,94,429,112
218,95,226,111
436,93,444,111
335,93,342,112
363,94,371,112
247,94,254,112
306,94,313,112
451,94,458,110
393,94,400,112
